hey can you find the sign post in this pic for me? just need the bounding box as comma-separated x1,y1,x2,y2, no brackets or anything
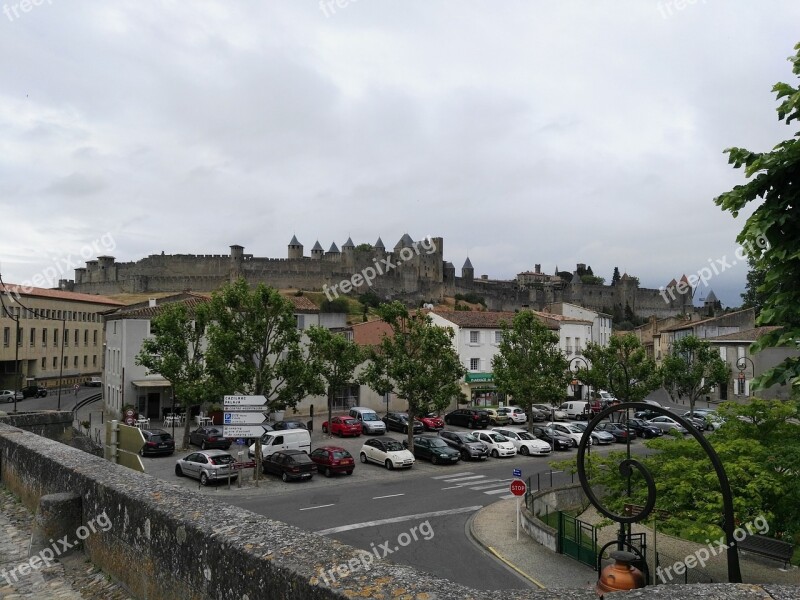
510,478,527,540
223,395,269,486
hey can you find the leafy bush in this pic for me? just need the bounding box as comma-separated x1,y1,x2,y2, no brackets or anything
321,298,350,313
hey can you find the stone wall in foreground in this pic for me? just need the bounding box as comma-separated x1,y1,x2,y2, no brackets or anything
0,416,798,600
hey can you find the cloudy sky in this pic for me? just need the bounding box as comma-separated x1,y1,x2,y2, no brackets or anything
2,1,798,308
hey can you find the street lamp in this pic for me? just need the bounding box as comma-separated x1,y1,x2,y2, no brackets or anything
569,356,590,401
736,356,755,397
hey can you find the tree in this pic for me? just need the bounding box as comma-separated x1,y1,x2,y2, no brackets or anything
492,311,570,427
740,254,767,317
361,301,466,450
135,301,214,449
611,267,621,286
579,334,660,403
306,326,364,436
715,42,800,394
661,335,730,415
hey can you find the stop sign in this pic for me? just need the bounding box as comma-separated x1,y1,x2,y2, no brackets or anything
510,479,526,496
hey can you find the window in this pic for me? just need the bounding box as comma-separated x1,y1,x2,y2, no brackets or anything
3,327,9,347
93,330,97,346
53,328,59,347
74,329,78,346
296,315,305,330
84,330,88,346
41,357,46,369
42,328,47,346
565,337,572,354
737,346,745,360
63,356,68,367
113,322,117,335
469,330,479,344
83,355,87,367
470,358,480,371
494,331,503,344
64,329,69,346
719,347,727,361
53,356,57,368
93,355,97,367
73,356,78,367
575,337,582,354
30,328,36,347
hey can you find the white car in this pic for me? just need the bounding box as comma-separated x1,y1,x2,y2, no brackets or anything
359,437,415,470
500,406,528,424
475,431,517,458
546,422,593,447
0,390,23,403
531,404,568,421
646,416,688,434
491,427,551,456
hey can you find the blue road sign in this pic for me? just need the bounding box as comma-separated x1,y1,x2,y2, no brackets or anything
512,468,522,478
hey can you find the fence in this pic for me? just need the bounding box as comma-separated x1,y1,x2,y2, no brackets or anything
524,469,577,512
655,550,714,584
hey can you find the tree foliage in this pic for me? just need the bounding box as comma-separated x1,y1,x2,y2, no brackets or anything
611,267,621,286
361,301,466,448
740,254,767,317
661,335,730,414
714,42,800,394
135,301,215,448
492,311,570,424
578,334,660,402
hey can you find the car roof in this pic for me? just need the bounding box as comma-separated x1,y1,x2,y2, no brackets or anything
315,445,347,451
279,449,307,455
197,449,231,456
374,436,400,443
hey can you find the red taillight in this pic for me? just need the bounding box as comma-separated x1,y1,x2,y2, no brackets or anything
291,467,299,472
146,442,157,447
207,437,217,442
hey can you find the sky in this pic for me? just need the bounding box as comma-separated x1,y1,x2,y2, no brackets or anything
1,1,798,309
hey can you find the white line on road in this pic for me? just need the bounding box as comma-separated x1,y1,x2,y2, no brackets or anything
372,493,405,500
440,485,463,490
498,494,515,500
431,471,473,479
468,479,513,490
440,475,485,483
299,504,335,511
484,488,513,495
314,506,484,535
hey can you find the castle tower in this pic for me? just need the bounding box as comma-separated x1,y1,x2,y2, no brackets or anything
288,235,303,259
374,237,385,251
342,237,355,252
394,233,414,251
310,241,324,260
703,289,721,316
462,257,474,284
230,244,244,282
325,242,340,261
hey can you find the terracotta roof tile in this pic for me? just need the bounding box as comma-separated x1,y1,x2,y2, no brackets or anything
350,320,394,347
431,310,559,330
0,283,125,306
286,295,319,313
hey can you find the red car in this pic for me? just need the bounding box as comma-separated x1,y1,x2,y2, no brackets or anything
416,412,445,431
321,416,363,437
309,446,355,477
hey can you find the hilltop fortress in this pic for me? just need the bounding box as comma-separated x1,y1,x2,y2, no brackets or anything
62,234,692,319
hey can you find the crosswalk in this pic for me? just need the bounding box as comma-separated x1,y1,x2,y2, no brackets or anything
431,471,522,499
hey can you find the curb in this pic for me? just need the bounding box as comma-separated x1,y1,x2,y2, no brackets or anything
465,504,547,590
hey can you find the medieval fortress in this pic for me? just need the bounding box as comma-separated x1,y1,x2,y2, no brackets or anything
61,234,692,318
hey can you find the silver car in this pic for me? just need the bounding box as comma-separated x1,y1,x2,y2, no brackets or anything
175,450,238,485
0,389,23,403
647,416,688,434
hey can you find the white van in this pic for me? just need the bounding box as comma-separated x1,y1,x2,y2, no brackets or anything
348,406,386,434
559,401,590,420
248,429,311,458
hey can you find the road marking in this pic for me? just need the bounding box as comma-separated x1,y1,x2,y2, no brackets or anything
487,547,546,589
372,493,404,500
440,485,463,490
299,504,335,511
431,471,473,479
468,479,513,490
440,475,485,483
484,488,513,495
314,505,484,535
497,494,515,500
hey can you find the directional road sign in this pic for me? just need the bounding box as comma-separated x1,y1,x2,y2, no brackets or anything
222,425,271,439
510,479,527,497
223,395,267,407
512,468,522,478
223,412,269,426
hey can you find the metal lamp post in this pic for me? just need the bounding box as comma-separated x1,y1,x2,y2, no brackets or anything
736,356,755,397
569,355,590,401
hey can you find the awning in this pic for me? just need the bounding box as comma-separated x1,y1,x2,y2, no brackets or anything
131,379,172,388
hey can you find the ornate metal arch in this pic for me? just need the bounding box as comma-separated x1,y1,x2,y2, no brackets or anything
575,402,742,583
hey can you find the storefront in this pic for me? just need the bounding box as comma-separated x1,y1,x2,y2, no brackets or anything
464,372,501,406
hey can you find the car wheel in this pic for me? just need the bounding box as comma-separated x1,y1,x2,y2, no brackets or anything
705,423,713,431
322,425,328,433
282,472,289,482
491,449,498,458
175,465,183,477
139,448,145,457
200,472,208,486
431,455,438,465
324,467,332,478
360,452,367,463
467,421,473,429
520,446,530,456
444,417,450,425
461,450,469,460
346,470,353,475
385,459,394,470
571,439,578,448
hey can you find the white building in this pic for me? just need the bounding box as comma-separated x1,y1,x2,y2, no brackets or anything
546,302,612,348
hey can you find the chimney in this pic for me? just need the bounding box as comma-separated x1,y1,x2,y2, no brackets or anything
148,298,157,308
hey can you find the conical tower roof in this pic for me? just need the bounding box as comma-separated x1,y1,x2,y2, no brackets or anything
328,242,340,253
343,237,355,249
395,233,414,249
289,235,302,246
374,237,385,249
705,290,718,303
463,257,473,269
311,241,324,251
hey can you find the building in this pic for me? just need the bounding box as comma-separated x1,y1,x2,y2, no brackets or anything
0,283,123,392
544,302,612,348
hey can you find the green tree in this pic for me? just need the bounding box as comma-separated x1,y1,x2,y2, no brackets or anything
135,301,214,449
579,334,660,403
306,326,364,439
740,254,767,317
611,267,621,286
492,311,570,426
715,42,800,394
361,301,466,450
661,335,730,415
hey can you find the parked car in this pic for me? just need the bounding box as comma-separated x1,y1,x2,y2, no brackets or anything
321,416,362,437
531,404,567,421
508,405,538,423
0,389,23,403
21,385,48,398
475,431,517,458
175,450,237,485
139,429,175,456
348,407,387,434
681,410,720,431
647,416,688,434
531,426,573,451
189,426,232,450
262,449,316,481
360,437,415,470
633,409,663,421
272,420,308,431
444,408,490,429
559,401,590,420
497,407,524,424
383,412,424,434
485,408,511,426
595,422,637,442
404,435,461,464
439,430,489,460
415,412,445,431
570,422,614,445
625,418,664,439
248,429,311,458
310,446,355,476
546,422,593,447
491,427,552,456
85,377,102,387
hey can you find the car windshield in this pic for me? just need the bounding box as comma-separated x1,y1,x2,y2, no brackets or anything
150,434,172,442
207,428,223,436
362,413,379,421
343,419,358,426
517,432,536,441
571,423,586,431
460,433,479,443
209,455,234,465
332,450,352,459
385,441,404,452
428,438,448,448
291,453,313,464
488,433,506,442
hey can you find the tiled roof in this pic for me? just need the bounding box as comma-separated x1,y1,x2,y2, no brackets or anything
706,326,782,342
432,310,559,330
530,310,592,326
659,308,754,332
311,241,324,251
287,295,319,313
463,257,473,269
351,320,394,347
0,283,125,306
289,235,302,246
104,292,211,320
